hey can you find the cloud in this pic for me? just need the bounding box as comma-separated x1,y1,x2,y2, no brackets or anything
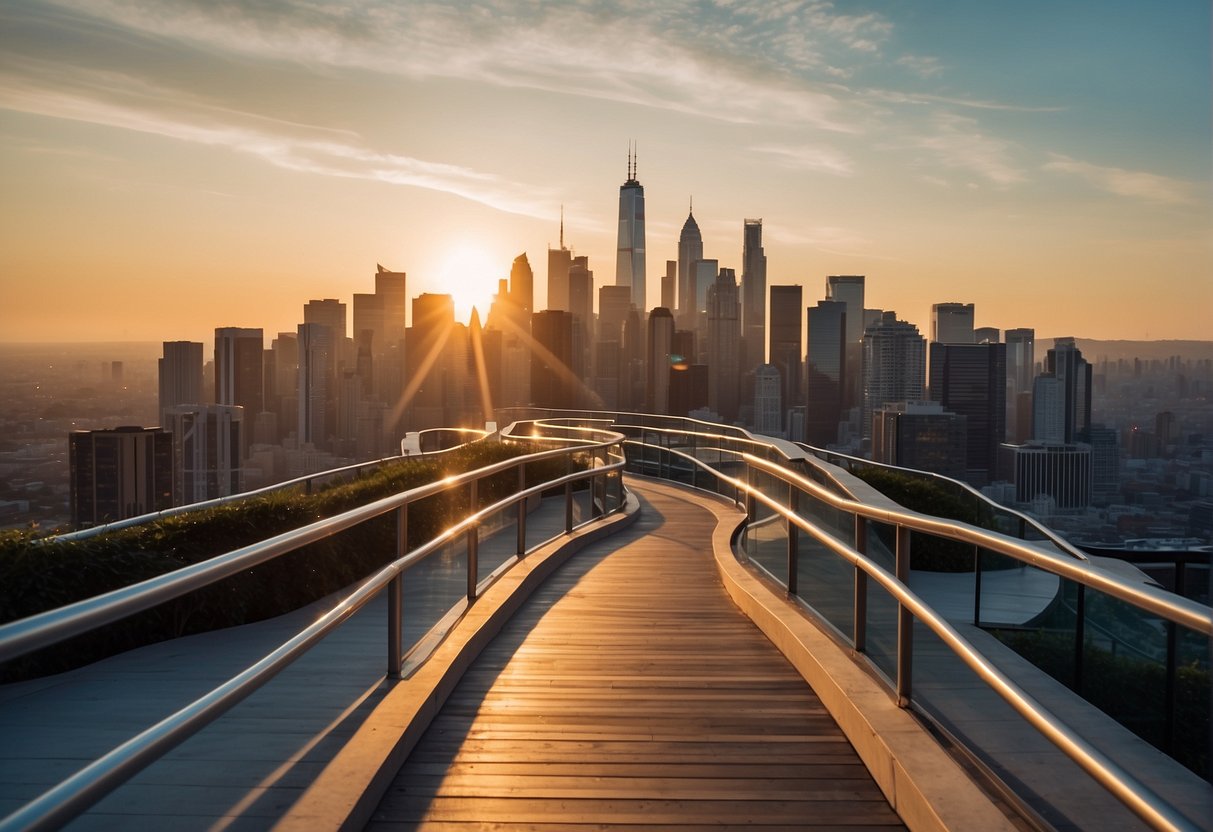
0,66,561,219
33,0,868,132
866,88,1064,113
912,112,1024,185
750,143,853,176
1042,154,1201,207
895,54,943,79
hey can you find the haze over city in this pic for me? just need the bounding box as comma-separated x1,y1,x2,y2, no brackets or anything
1,0,1210,343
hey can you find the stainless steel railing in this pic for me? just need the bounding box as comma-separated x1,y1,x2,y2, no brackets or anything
537,413,1209,832
0,422,626,832
53,427,488,544
496,406,1082,559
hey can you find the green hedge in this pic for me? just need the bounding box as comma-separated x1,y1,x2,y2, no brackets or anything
991,628,1209,778
0,441,579,682
854,467,998,572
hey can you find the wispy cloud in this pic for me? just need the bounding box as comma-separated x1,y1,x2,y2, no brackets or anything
0,66,561,219
35,0,868,132
1042,154,1201,207
912,112,1024,185
750,143,853,176
866,88,1064,113
895,54,943,79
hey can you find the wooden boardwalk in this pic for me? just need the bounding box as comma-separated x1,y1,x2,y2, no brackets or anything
368,481,907,830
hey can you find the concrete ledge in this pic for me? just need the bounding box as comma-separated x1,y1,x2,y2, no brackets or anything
638,478,1019,832
272,494,641,832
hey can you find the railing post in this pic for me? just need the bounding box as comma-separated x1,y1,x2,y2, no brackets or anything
388,504,407,679
744,464,756,522
1074,584,1086,694
592,446,604,519
517,462,527,555
467,480,479,602
786,484,799,597
895,525,913,707
973,544,983,626
690,433,698,489
565,482,574,533
853,515,867,654
1164,620,1177,756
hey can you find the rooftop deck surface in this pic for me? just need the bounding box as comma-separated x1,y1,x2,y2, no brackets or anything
367,482,906,830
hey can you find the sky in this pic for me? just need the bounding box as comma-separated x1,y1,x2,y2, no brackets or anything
0,0,1209,345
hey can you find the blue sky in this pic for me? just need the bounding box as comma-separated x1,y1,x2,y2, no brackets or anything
1,0,1209,342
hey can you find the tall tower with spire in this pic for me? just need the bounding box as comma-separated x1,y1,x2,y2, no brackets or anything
677,199,703,329
615,143,646,311
547,206,573,312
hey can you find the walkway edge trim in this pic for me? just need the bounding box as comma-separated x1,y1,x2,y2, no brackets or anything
271,491,642,832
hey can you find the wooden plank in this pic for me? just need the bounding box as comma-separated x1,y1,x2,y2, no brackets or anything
370,483,906,830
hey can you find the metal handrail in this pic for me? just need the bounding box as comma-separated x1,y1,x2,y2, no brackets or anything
0,423,627,832
0,433,612,663
623,437,1206,832
738,452,1211,636
498,407,1086,562
801,441,1092,564
52,428,487,544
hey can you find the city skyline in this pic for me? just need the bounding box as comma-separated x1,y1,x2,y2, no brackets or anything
1,1,1210,343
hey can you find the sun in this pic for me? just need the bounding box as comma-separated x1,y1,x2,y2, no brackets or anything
435,244,501,324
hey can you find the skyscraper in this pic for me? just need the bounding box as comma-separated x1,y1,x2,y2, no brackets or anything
165,404,243,504
768,285,803,431
215,327,263,456
825,276,865,344
753,364,782,436
69,426,174,529
374,265,407,347
508,252,534,321
547,212,573,313
1005,328,1036,396
931,303,975,344
862,312,926,442
1040,337,1092,443
929,342,1006,484
568,255,594,379
646,307,675,414
158,341,203,426
676,204,703,329
661,260,676,311
706,268,741,423
1005,327,1035,442
805,301,847,447
531,309,576,409
826,275,865,412
297,322,333,448
615,145,646,311
741,219,767,376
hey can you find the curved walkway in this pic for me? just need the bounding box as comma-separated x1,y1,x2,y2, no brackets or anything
367,481,906,830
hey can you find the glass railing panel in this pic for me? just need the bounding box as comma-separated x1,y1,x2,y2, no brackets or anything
987,574,1080,692
794,531,853,640
475,503,519,585
975,550,1062,631
908,622,1113,832
1081,591,1180,771
400,535,468,655
862,579,899,685
571,487,594,529
1176,625,1211,778
743,468,785,579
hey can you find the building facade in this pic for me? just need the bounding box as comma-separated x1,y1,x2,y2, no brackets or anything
69,426,174,529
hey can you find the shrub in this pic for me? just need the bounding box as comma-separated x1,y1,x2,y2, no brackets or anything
0,441,580,681
854,467,996,572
